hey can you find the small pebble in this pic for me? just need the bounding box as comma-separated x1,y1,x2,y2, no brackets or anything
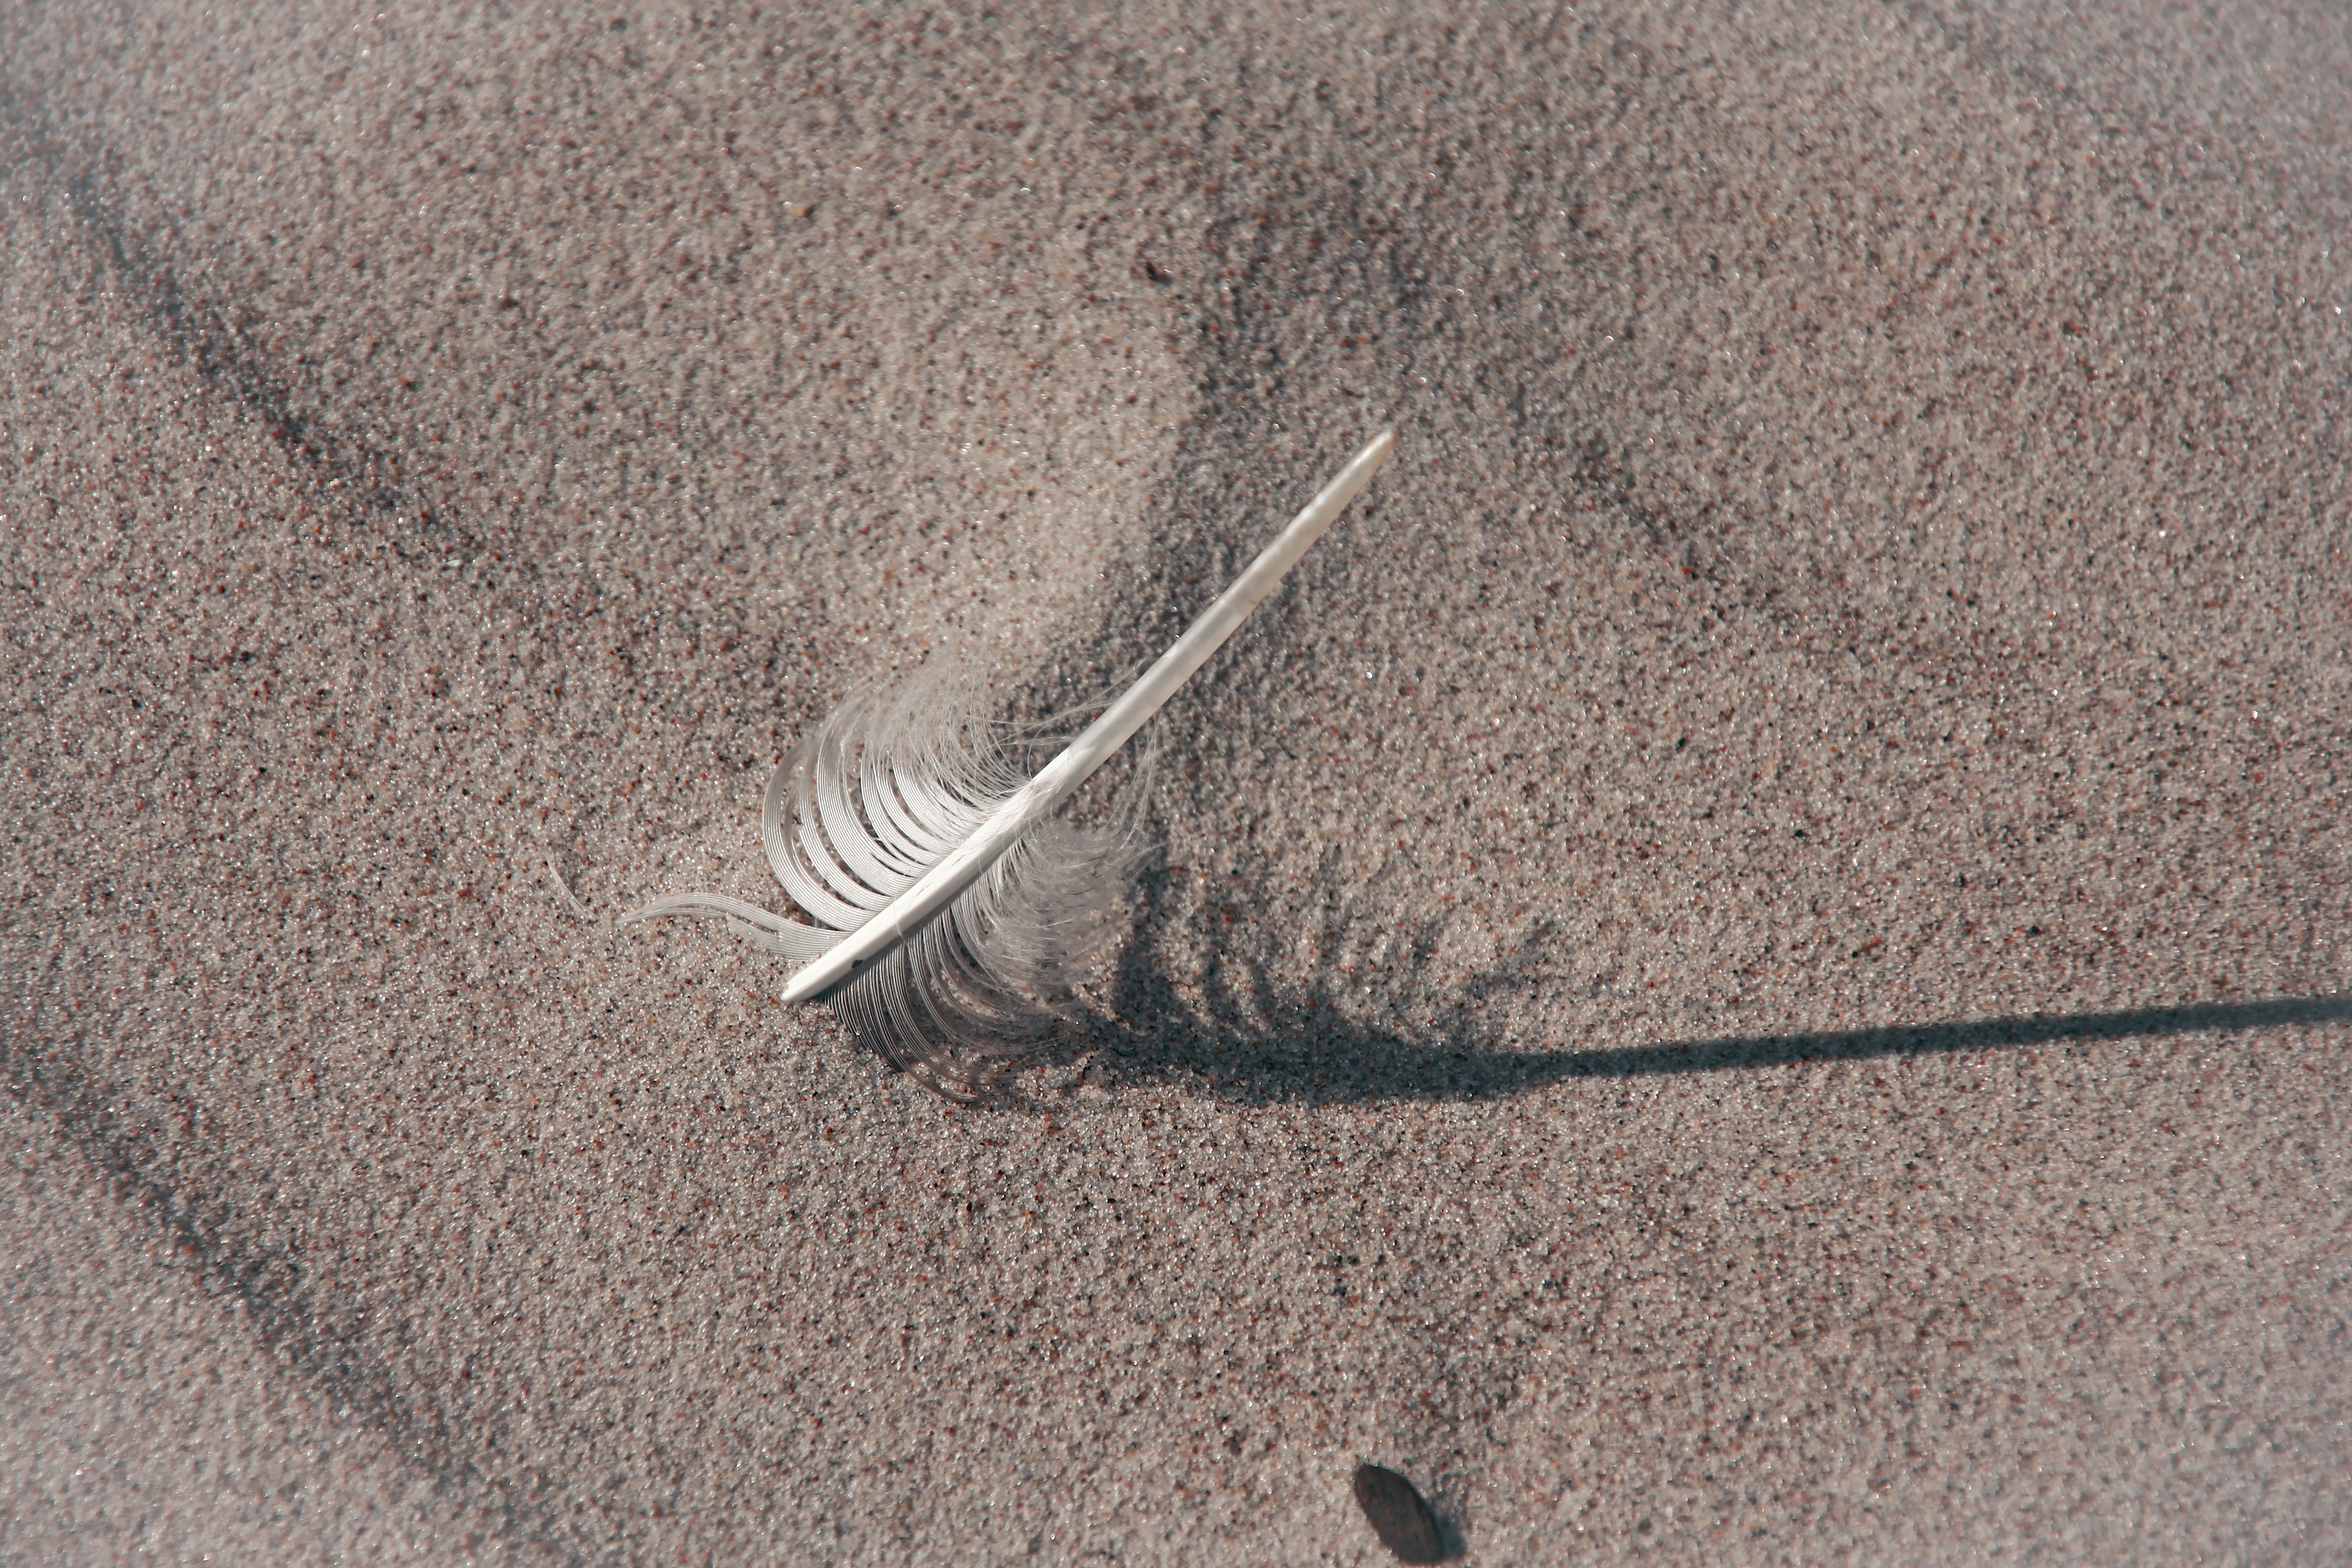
1351,1463,1449,1563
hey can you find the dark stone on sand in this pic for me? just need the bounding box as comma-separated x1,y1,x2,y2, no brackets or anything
1351,1463,1449,1564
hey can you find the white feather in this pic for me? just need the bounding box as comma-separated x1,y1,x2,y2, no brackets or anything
622,430,1396,1097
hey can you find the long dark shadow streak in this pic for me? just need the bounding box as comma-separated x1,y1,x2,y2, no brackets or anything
1083,875,2350,1107
1098,991,2352,1108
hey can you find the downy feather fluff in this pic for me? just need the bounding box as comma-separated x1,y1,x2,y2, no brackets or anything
622,430,1396,1098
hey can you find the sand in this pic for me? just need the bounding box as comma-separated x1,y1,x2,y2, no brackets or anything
4,1,2349,1561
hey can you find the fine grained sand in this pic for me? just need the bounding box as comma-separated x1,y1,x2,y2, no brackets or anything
4,2,2348,1562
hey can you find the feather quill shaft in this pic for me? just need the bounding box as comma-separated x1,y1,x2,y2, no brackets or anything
776,428,1395,1004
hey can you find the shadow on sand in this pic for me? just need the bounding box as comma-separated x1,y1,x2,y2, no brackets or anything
1076,871,2350,1106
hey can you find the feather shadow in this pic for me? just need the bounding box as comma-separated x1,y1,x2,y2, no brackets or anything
1080,866,2351,1105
